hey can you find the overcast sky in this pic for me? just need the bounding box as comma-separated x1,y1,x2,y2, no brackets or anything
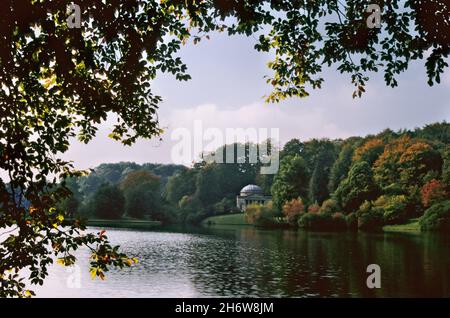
62,32,450,169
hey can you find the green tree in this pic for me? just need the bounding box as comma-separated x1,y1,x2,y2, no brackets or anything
280,139,304,159
121,171,162,219
443,146,450,191
57,177,81,218
398,142,443,190
420,200,450,232
308,143,337,204
334,162,379,212
271,155,309,210
328,141,358,193
166,168,199,206
195,164,221,207
93,184,125,220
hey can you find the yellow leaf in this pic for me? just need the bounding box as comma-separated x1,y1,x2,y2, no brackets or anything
24,290,34,297
56,258,65,266
56,214,64,222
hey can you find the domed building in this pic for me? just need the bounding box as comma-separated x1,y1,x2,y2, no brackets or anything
236,184,272,212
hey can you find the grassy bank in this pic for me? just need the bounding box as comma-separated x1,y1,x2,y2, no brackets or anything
383,218,421,233
86,218,162,230
202,213,249,226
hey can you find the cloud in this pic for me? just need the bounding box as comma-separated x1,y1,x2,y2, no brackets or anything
162,102,353,146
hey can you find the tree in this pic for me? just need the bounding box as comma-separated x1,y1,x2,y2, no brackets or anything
421,179,448,208
120,171,162,219
353,138,385,166
271,155,309,210
2,0,449,297
308,142,337,204
334,161,379,212
443,146,450,191
194,164,222,207
57,177,81,218
328,141,358,193
280,139,304,159
373,195,411,225
92,184,125,220
420,200,450,231
373,137,442,192
398,142,443,190
166,169,199,205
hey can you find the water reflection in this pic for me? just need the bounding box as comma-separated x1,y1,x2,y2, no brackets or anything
34,225,450,297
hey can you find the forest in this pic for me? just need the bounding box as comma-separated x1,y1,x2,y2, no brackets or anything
63,122,450,232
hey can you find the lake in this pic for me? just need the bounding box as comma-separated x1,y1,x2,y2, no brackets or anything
34,225,450,298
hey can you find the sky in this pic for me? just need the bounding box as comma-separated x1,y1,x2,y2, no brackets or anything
62,32,450,170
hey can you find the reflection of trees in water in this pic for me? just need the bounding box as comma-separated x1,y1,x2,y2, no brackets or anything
187,227,450,297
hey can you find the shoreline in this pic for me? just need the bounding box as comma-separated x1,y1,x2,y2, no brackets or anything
78,215,422,235
202,213,422,234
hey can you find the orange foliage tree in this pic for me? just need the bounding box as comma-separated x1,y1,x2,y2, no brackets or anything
421,179,448,208
353,138,385,165
374,136,442,191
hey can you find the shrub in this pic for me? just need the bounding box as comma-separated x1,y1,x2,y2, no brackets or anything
373,195,410,225
420,200,450,232
282,198,305,226
298,212,347,231
357,201,384,231
421,179,447,208
319,198,339,215
307,202,320,214
298,212,330,230
245,203,279,228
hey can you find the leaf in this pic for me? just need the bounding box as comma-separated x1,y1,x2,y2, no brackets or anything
24,290,35,297
56,258,66,266
90,268,97,279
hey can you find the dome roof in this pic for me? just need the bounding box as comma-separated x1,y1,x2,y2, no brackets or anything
240,184,263,196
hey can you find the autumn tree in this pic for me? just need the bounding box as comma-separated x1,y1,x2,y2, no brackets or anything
353,138,385,165
398,142,443,190
282,198,305,226
373,137,442,193
421,179,448,208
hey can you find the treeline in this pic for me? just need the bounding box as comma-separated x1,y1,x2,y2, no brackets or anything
62,143,272,223
63,122,449,231
249,122,450,231
59,163,186,223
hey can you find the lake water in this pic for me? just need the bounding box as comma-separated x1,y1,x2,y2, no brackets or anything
34,225,450,298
